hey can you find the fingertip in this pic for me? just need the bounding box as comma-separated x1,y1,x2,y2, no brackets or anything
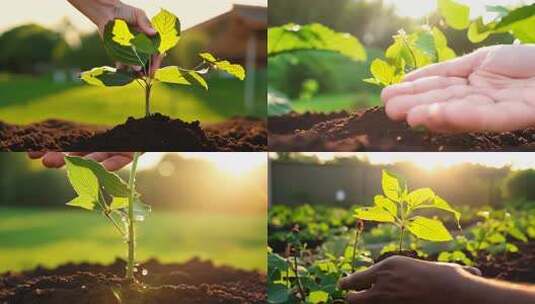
42,152,66,169
27,152,46,159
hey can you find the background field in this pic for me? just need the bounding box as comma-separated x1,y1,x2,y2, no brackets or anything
0,72,267,125
0,208,266,273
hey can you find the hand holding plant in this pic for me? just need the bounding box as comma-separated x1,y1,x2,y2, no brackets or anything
339,255,481,304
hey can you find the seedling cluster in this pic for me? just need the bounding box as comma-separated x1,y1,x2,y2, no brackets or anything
81,9,245,117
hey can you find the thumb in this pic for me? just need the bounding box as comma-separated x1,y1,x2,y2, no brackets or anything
134,8,157,36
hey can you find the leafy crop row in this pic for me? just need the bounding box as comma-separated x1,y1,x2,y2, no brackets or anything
268,170,535,303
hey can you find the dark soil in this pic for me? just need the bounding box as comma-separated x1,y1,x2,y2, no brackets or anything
269,107,535,151
0,258,266,304
0,114,266,152
374,250,420,264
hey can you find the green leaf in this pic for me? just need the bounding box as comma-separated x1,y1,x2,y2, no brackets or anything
131,33,159,54
267,283,290,304
354,206,396,223
407,216,453,241
374,195,397,217
487,232,505,244
508,226,528,242
382,170,402,202
111,19,135,46
467,18,494,43
432,27,456,61
415,31,436,60
199,53,246,80
494,4,535,30
151,9,181,53
65,157,100,200
412,196,461,227
268,23,367,61
81,66,135,87
154,66,208,90
110,197,128,210
407,188,435,208
438,0,470,30
369,59,395,86
64,156,130,198
133,198,151,222
103,20,150,66
486,5,510,17
67,195,97,211
307,290,329,304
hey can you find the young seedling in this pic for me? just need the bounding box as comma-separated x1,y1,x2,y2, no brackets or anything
80,9,245,117
354,170,461,252
465,209,528,258
64,152,147,282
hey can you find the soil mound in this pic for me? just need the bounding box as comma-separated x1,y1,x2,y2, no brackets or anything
0,114,267,151
269,107,535,151
0,258,266,304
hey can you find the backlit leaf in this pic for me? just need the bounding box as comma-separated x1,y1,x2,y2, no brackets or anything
200,53,246,80
268,23,367,61
103,21,150,66
65,157,99,200
354,206,396,223
151,9,180,53
81,66,134,87
374,195,397,217
307,290,329,304
438,0,470,30
407,216,453,241
64,156,130,198
67,195,97,211
382,170,402,202
154,66,208,90
111,19,135,46
407,188,435,207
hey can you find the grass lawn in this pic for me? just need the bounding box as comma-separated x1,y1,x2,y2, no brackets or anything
0,72,266,125
291,92,380,113
0,208,266,273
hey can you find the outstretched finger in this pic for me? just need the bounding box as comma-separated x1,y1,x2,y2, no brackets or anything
407,99,535,133
385,84,477,121
381,76,467,104
404,49,488,82
27,152,46,159
346,290,377,304
338,266,377,291
101,154,134,171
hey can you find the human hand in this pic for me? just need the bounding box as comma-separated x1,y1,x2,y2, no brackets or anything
67,0,162,73
339,256,481,304
27,152,134,171
382,44,535,133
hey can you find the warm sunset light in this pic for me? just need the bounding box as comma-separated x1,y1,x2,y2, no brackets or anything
384,0,527,18
282,152,535,170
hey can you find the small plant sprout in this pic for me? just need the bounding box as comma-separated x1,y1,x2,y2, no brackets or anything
64,152,148,282
80,9,245,117
354,170,461,252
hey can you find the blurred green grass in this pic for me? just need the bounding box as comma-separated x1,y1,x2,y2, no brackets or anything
0,208,266,272
0,72,266,125
292,93,380,113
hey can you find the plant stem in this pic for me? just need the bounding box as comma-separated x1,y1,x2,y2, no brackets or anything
293,248,306,303
144,83,152,117
399,226,405,252
126,152,141,281
351,224,362,273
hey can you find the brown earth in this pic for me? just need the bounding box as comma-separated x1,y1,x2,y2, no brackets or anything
269,107,535,151
0,114,267,152
0,258,266,304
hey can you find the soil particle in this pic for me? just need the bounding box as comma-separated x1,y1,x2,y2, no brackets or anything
269,107,535,151
0,258,266,304
0,114,266,152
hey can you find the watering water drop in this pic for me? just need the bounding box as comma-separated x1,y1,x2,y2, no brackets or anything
142,269,148,276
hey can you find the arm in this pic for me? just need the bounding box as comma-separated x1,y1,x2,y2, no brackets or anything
339,256,535,304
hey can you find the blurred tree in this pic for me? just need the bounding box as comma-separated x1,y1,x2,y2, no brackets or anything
63,32,111,70
0,24,70,73
504,169,535,202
